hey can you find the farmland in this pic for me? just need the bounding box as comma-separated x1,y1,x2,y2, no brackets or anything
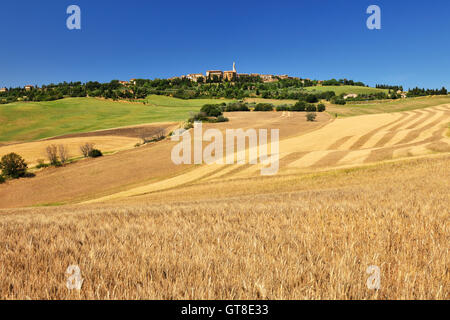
0,96,233,143
304,85,389,95
0,155,448,299
0,95,449,300
327,95,450,117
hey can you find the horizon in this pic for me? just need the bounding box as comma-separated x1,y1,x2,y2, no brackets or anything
1,0,449,89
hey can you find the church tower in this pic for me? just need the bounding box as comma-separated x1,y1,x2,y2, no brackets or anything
233,62,236,73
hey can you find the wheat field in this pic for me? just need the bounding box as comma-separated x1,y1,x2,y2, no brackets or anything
0,156,448,299
0,100,449,300
87,104,450,203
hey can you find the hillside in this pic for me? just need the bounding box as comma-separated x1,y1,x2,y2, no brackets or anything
0,96,233,143
304,85,389,95
0,99,448,300
327,95,450,117
1,102,448,208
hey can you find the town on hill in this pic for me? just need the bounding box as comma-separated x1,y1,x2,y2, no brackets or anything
0,62,447,105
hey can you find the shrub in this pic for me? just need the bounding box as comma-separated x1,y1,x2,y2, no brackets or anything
331,97,346,105
276,105,290,111
254,103,274,111
317,103,326,112
290,101,306,112
0,153,28,178
80,143,95,158
305,94,319,103
36,159,49,169
200,104,223,117
88,149,103,158
306,104,317,112
0,175,5,184
225,102,250,112
188,112,207,123
216,115,229,122
306,112,317,122
140,128,166,144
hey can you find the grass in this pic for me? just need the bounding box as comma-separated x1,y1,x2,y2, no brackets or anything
327,95,450,117
243,98,298,105
305,85,389,95
0,155,448,299
0,96,233,142
142,95,234,107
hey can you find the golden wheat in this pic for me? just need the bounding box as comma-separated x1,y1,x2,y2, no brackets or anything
0,156,448,300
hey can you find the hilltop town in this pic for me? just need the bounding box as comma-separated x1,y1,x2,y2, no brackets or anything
1,63,447,105
169,62,313,84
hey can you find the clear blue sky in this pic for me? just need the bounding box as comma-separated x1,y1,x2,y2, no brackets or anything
1,0,449,89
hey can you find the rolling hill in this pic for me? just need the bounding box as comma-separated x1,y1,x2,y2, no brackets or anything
304,85,389,95
0,96,234,143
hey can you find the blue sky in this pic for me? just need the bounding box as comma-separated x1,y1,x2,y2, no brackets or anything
0,0,449,89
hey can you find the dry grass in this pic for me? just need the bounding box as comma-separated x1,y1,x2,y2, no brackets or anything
0,156,448,300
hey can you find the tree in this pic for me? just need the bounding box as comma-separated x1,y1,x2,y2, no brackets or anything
80,143,95,158
317,104,326,112
290,101,306,112
0,153,28,178
306,112,317,122
305,94,319,103
58,145,70,164
200,104,223,117
88,149,103,158
46,145,59,165
306,104,317,112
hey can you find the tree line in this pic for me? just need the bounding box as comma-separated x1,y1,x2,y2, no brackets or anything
407,87,448,97
1,77,446,105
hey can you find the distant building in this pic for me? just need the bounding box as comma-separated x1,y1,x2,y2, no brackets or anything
187,73,205,82
278,74,290,80
130,79,137,85
223,62,238,81
0,87,7,93
343,93,358,99
261,74,277,83
223,71,236,81
119,81,129,85
25,85,34,91
206,70,223,80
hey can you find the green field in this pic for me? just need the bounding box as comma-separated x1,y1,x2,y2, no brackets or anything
305,85,389,95
327,95,450,117
0,96,233,142
142,95,233,107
